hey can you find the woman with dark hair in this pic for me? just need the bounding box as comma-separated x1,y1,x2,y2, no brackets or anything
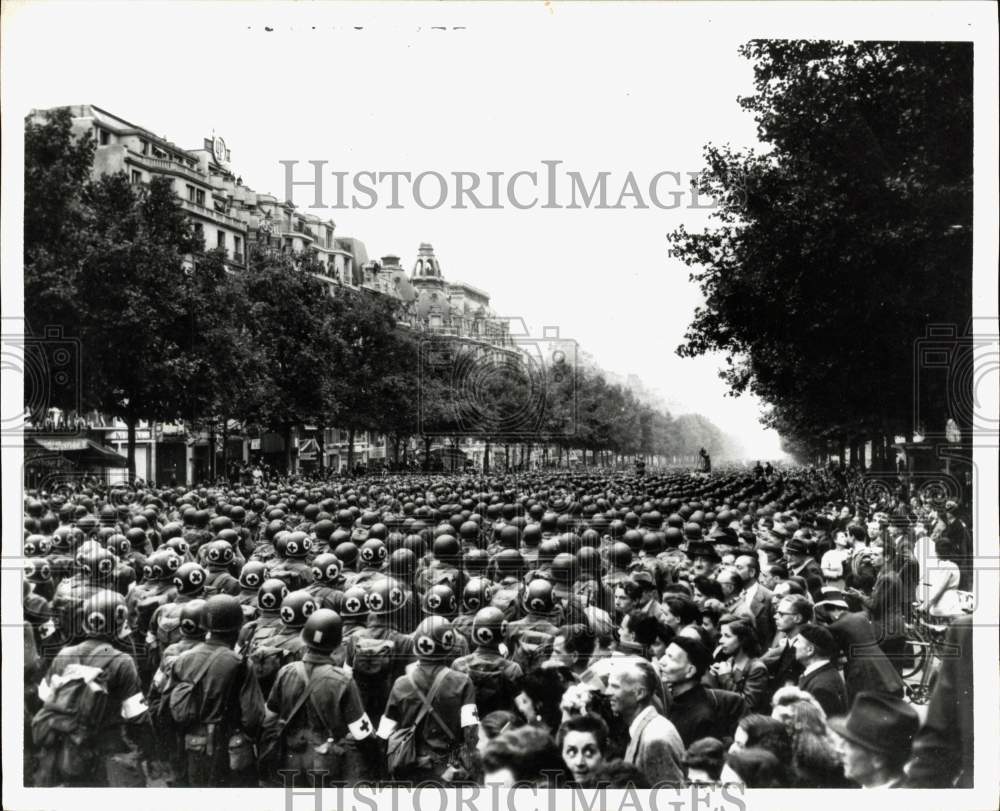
481,726,569,787
476,710,519,757
720,747,785,788
691,575,725,606
730,714,793,767
704,616,770,712
556,712,609,787
698,598,726,649
683,737,726,786
515,668,566,733
662,595,701,634
869,571,908,674
620,611,673,660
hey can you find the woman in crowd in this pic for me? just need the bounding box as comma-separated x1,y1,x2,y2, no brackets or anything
698,598,726,650
476,710,519,758
514,668,566,735
705,616,770,712
729,714,793,770
556,712,609,788
662,595,701,636
869,571,908,675
771,686,853,788
917,536,965,620
720,748,786,788
481,726,569,788
683,737,726,786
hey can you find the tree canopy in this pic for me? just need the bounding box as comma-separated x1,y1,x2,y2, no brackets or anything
668,41,973,463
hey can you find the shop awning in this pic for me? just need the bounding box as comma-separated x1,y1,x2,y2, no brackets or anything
26,435,129,467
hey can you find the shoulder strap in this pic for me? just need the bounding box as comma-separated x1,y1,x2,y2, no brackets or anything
284,662,319,726
408,668,456,741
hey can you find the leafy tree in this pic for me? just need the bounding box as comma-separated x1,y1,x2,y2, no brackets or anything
669,41,973,464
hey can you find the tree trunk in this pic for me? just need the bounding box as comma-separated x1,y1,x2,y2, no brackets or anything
208,422,217,481
484,441,491,473
222,419,231,481
423,435,432,471
347,427,356,474
126,411,138,484
317,425,326,475
283,423,294,474
504,444,510,470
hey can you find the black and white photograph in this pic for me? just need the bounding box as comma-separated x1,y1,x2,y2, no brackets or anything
2,2,997,811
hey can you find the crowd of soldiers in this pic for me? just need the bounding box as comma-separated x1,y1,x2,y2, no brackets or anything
21,465,975,789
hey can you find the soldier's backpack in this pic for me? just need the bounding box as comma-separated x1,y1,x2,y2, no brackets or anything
352,636,397,681
385,668,453,778
510,627,557,673
154,603,184,649
31,656,111,780
168,648,226,726
462,658,514,715
249,643,293,686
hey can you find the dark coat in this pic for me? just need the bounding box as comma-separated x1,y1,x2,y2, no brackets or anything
828,612,904,703
798,661,848,718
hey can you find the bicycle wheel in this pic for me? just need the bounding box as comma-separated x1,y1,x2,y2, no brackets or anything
899,638,926,680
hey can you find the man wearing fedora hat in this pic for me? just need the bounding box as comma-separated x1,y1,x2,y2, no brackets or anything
783,538,822,582
829,692,920,788
685,540,721,579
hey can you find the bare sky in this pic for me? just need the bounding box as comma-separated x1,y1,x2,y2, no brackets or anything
3,2,993,460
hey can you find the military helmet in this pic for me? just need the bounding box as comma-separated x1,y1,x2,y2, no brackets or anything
301,608,343,652
412,615,457,661
257,578,290,612
204,594,244,632
366,577,409,614
461,577,494,613
173,561,208,595
423,583,457,616
238,560,267,590
340,585,368,620
82,590,128,637
179,599,208,639
310,553,342,585
471,606,506,648
279,591,317,628
359,538,387,567
523,578,554,614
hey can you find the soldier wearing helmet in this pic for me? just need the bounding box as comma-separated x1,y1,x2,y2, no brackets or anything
337,584,370,643
237,578,290,690
159,595,250,787
265,531,314,591
504,579,563,673
353,538,389,590
304,553,345,611
262,609,379,786
33,590,153,786
452,606,524,717
376,616,479,783
195,540,240,597
236,560,268,620
343,577,415,728
453,578,494,646
48,544,121,649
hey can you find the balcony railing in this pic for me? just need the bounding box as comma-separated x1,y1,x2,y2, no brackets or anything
132,152,205,185
180,198,247,230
